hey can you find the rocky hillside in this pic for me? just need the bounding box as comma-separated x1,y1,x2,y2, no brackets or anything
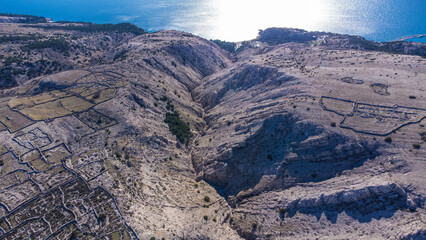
0,19,425,240
0,19,143,89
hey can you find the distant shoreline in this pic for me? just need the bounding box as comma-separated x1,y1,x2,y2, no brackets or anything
1,12,425,44
393,34,426,42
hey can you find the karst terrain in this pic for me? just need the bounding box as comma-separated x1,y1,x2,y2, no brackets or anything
0,14,425,240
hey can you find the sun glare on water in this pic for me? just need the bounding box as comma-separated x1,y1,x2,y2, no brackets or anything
211,0,330,41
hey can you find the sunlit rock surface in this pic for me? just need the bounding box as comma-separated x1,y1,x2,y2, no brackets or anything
0,18,425,239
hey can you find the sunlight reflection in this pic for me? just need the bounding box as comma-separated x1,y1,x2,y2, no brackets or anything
212,0,331,41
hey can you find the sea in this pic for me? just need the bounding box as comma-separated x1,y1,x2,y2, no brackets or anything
0,0,425,43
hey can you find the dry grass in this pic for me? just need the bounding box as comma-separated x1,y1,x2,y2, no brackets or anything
47,70,91,85
1,152,32,174
322,98,354,115
9,90,71,110
111,232,121,240
20,149,41,163
19,100,72,120
79,86,103,97
88,88,115,103
49,90,71,98
8,97,35,110
43,145,71,165
0,106,34,132
68,86,88,94
0,122,7,132
60,96,94,112
31,91,59,105
75,74,97,83
18,96,93,120
0,144,7,155
29,157,50,171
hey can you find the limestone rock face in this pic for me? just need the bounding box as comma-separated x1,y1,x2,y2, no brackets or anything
194,113,376,205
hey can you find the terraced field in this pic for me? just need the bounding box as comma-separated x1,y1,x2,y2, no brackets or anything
0,70,138,240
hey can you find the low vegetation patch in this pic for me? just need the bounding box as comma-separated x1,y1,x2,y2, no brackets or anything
0,35,39,44
22,38,70,54
24,22,146,35
0,13,47,23
413,143,421,149
384,137,392,143
3,56,22,66
252,222,258,229
211,39,236,53
113,50,128,62
420,132,426,142
164,111,192,143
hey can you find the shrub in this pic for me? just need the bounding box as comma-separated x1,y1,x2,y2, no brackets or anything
409,95,416,99
166,100,174,111
98,214,106,222
330,122,336,127
279,208,286,214
384,137,392,143
211,39,237,53
413,143,421,149
203,215,208,221
257,28,316,44
420,132,426,142
252,222,258,228
3,56,22,66
164,111,192,143
204,196,210,202
160,95,168,102
113,50,128,62
69,231,77,240
267,154,273,161
92,91,101,99
150,237,156,240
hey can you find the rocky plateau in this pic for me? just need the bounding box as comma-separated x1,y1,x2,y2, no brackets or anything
0,15,425,240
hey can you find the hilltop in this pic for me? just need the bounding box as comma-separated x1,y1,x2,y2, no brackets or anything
0,16,425,240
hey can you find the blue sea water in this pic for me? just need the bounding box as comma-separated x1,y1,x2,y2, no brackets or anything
404,37,426,43
0,0,425,42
